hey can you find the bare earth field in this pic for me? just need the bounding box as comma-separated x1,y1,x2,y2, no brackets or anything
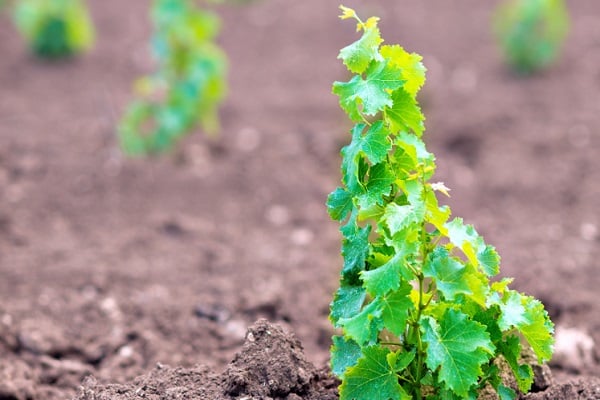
1,1,599,398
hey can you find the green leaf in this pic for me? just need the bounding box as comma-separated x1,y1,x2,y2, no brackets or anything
328,187,354,221
423,248,473,301
492,290,554,362
331,335,362,378
387,349,415,373
330,285,366,326
357,163,395,212
341,124,367,190
445,218,491,275
396,132,435,173
390,147,417,179
339,299,383,345
380,281,414,336
341,122,391,191
333,61,404,120
498,335,534,393
445,217,477,246
421,309,494,397
332,77,363,121
497,290,528,331
361,121,392,164
477,245,501,277
520,297,554,362
361,259,400,297
380,44,426,97
386,88,425,136
340,217,371,279
338,21,383,74
340,346,409,400
497,384,517,400
361,241,417,296
424,190,451,233
383,203,421,236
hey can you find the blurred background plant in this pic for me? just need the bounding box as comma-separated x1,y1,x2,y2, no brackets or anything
118,0,227,156
12,0,94,58
493,0,569,74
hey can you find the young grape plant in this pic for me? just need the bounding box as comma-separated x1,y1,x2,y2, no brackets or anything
493,0,569,74
12,0,94,58
327,6,554,399
118,0,227,156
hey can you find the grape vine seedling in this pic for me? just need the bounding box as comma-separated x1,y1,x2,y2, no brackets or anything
493,0,569,74
13,0,94,58
118,0,227,156
327,6,554,399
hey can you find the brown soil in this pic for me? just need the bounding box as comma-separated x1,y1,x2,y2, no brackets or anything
0,0,599,399
73,320,339,400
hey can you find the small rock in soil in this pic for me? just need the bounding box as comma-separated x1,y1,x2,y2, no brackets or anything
552,325,596,372
531,363,553,392
194,302,231,323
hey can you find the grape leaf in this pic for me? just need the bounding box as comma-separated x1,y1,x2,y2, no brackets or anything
386,88,425,136
330,285,366,326
380,44,426,97
477,245,501,277
327,187,354,221
339,299,383,345
338,20,383,74
383,203,421,236
520,298,554,362
331,335,362,378
497,290,528,331
356,163,395,212
424,190,451,233
387,349,415,373
333,61,404,120
492,290,554,362
498,335,534,393
360,258,400,296
380,280,414,336
423,248,473,301
390,147,417,179
396,131,435,171
421,309,494,397
445,218,491,274
340,346,409,400
498,384,517,400
341,122,391,191
340,217,371,279
361,240,418,296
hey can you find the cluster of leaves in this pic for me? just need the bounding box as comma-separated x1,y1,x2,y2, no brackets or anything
493,0,569,74
328,6,554,399
12,0,94,58
118,0,227,156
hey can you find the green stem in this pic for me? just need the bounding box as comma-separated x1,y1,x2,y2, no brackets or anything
413,272,425,399
380,341,403,347
413,172,432,399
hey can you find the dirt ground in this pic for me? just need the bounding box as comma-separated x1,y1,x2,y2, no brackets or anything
1,0,599,399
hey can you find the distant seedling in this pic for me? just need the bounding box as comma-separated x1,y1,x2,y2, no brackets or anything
328,6,554,399
13,0,94,58
118,0,227,156
493,0,569,74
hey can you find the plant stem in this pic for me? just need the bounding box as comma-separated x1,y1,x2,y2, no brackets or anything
413,178,432,399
